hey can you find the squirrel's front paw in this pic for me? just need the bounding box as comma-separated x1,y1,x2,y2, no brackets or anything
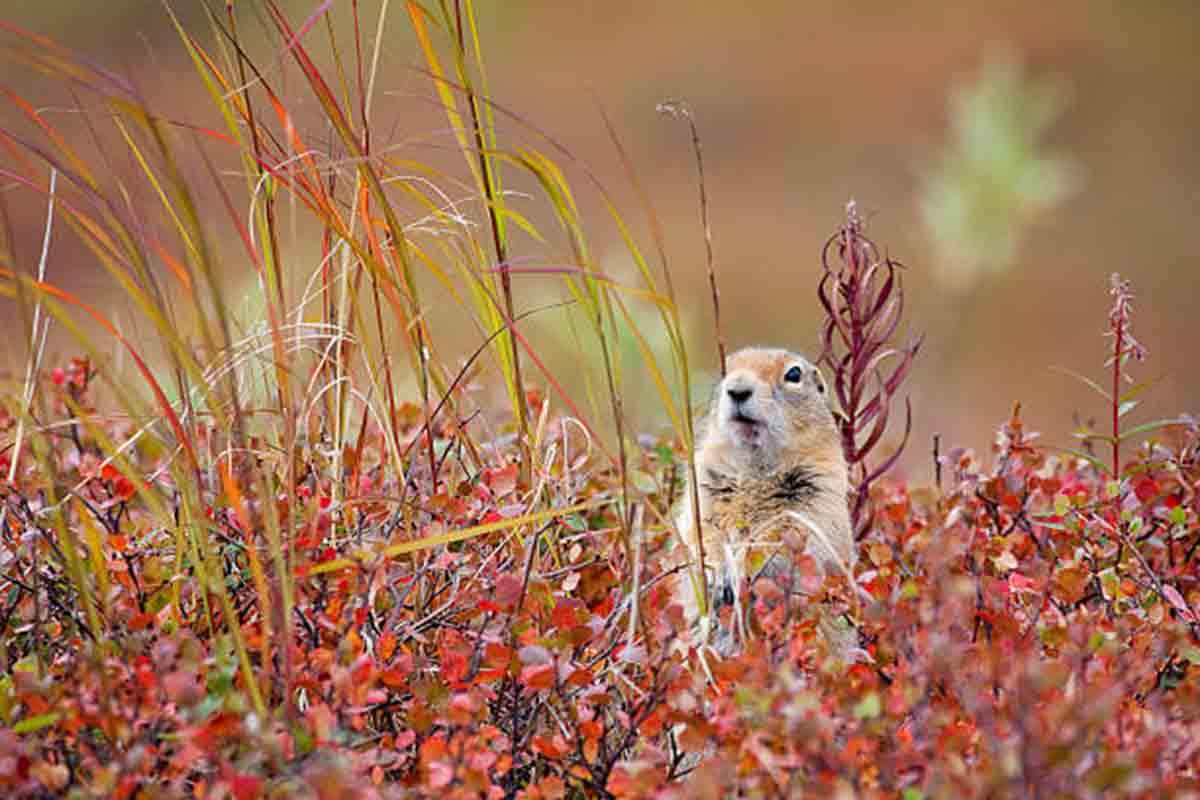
705,579,741,654
717,580,735,609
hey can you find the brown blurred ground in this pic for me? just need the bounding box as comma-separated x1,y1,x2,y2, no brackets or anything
2,1,1197,474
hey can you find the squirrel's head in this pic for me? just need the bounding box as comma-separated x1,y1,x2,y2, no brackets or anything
709,347,836,464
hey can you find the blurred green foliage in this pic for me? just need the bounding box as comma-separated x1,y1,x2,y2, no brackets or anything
921,47,1077,291
524,250,713,429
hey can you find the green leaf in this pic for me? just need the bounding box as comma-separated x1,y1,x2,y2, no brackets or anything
14,711,61,734
1118,418,1188,441
0,675,13,724
1054,494,1070,516
630,470,658,495
294,723,315,756
853,692,881,719
1118,375,1164,404
1087,762,1134,791
1049,366,1110,401
1054,447,1111,476
1117,399,1139,418
1039,625,1067,648
1098,567,1119,601
13,656,38,675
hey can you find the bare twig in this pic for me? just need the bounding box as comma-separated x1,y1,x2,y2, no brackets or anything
657,99,726,377
3,168,57,534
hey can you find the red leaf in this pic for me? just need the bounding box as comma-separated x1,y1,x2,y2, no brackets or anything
551,599,580,629
350,654,374,685
379,667,408,689
1134,478,1160,503
483,463,519,497
494,573,524,609
520,663,556,691
128,612,154,631
531,734,569,759
483,642,514,668
229,773,263,800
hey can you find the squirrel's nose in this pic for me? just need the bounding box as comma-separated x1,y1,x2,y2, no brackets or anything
727,386,753,405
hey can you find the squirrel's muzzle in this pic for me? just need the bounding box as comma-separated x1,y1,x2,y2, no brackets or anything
726,386,753,405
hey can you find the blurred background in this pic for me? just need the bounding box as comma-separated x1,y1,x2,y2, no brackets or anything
2,1,1197,476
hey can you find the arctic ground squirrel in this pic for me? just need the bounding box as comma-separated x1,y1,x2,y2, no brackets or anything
673,347,858,658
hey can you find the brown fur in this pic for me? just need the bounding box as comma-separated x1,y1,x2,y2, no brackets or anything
672,347,856,656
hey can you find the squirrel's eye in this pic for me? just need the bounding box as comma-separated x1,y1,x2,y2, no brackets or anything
783,366,804,384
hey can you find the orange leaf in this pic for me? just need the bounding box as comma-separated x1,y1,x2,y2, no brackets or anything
520,663,556,691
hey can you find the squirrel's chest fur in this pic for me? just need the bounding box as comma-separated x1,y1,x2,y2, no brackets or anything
700,465,820,536
688,452,853,576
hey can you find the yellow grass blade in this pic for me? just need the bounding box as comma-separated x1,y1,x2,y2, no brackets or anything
305,497,613,575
